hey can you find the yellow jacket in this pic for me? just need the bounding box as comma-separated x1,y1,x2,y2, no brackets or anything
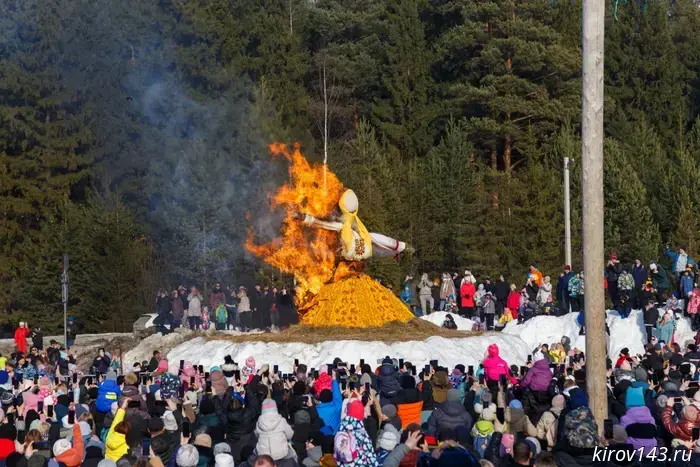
549,349,566,364
105,408,128,461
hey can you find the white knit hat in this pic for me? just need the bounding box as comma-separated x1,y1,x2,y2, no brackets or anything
377,425,400,451
176,444,200,467
214,453,235,467
53,438,72,457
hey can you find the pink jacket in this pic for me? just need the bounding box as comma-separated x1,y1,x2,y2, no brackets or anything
483,344,516,384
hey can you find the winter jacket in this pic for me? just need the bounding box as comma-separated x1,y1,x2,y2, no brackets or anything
156,295,171,317
238,296,251,313
440,279,456,300
14,326,30,354
536,407,563,449
425,400,473,437
460,282,476,308
652,266,669,290
400,289,411,305
187,292,203,317
418,277,432,297
525,283,539,302
681,273,695,298
96,379,121,413
520,359,552,392
430,371,452,404
618,272,635,292
605,262,622,284
495,281,510,303
666,247,697,273
210,288,226,307
661,405,699,441
92,355,111,375
556,273,574,303
215,304,228,323
105,408,128,461
171,297,185,321
620,406,657,455
505,408,537,437
506,292,520,318
654,315,675,344
255,408,294,461
483,298,495,315
377,364,402,400
316,379,343,435
643,306,659,327
632,265,647,288
55,423,85,467
483,344,516,384
537,282,553,305
568,276,583,297
213,383,260,443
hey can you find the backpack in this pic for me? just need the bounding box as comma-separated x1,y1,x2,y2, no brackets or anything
547,379,561,399
334,431,358,463
473,432,492,457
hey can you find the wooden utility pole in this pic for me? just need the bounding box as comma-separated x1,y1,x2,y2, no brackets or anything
581,0,608,430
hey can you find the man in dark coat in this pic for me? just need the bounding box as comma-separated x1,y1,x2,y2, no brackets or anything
556,266,575,313
376,358,402,405
632,259,648,308
425,388,473,438
495,275,510,318
155,289,171,334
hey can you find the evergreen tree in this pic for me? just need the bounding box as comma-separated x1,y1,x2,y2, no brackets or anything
602,139,661,262
438,0,580,171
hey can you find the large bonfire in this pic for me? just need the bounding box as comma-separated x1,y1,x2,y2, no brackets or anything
246,143,414,328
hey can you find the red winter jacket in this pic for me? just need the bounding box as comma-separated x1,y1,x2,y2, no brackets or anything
460,282,476,308
14,327,30,354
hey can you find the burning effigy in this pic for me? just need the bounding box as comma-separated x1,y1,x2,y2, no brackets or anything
246,143,414,327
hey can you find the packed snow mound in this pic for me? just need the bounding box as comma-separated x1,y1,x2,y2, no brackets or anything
502,310,697,358
166,332,531,374
124,331,190,367
420,311,474,331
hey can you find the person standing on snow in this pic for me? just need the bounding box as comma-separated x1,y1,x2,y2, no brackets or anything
483,292,496,330
536,276,553,306
632,259,647,308
495,274,510,318
210,283,226,309
556,265,574,313
155,289,172,334
417,273,434,317
460,271,476,318
14,322,30,355
439,273,456,312
170,289,184,330
616,266,634,305
187,286,203,330
606,252,623,305
649,261,669,303
666,244,696,292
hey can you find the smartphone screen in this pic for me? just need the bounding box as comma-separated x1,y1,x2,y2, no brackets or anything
468,365,474,375
206,381,212,393
527,355,532,364
294,359,299,367
359,359,365,367
72,373,78,384
47,405,54,417
313,371,319,379
182,420,190,438
178,386,185,398
180,360,185,370
198,365,204,374
142,438,151,456
68,410,75,425
398,358,404,369
327,366,333,376
499,374,506,386
604,419,613,439
520,366,527,376
37,401,44,412
430,360,438,369
33,376,38,385
190,376,195,385
478,374,485,385
204,372,209,380
273,365,279,374
349,364,355,374
341,380,347,390
364,382,370,393
411,366,417,376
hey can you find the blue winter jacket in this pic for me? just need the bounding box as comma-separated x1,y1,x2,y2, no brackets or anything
96,379,122,413
632,265,647,288
556,272,574,302
665,248,696,273
681,274,695,298
316,379,342,435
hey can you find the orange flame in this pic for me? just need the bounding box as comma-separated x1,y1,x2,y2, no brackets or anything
245,143,345,307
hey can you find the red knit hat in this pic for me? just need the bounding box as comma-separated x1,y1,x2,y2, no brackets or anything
610,252,618,261
347,400,365,420
564,265,571,272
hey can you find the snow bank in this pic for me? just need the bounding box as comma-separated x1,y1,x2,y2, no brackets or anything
502,310,697,358
166,332,531,374
420,311,474,331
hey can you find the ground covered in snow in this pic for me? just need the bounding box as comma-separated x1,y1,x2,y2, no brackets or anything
133,309,697,375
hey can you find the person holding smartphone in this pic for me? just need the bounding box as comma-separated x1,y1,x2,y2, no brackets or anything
315,369,343,435
105,399,130,461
